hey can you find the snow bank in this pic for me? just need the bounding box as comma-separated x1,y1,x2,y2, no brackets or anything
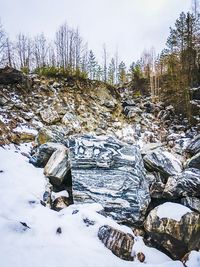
0,145,183,267
157,202,192,221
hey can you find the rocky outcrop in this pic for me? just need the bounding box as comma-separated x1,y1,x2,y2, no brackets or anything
98,225,134,261
40,108,60,124
69,135,150,224
144,202,200,259
181,197,200,213
163,168,200,199
143,149,182,179
0,66,24,85
44,146,70,186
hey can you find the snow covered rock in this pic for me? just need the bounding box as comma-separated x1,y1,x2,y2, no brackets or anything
29,142,65,167
143,149,182,178
69,135,150,224
182,250,200,267
186,134,200,156
144,202,200,259
163,168,200,199
98,225,134,261
44,146,70,186
186,151,200,169
40,107,60,124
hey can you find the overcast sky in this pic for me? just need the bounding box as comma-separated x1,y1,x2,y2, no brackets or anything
0,0,191,65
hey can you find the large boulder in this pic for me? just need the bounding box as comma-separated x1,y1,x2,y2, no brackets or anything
40,108,60,124
68,135,150,224
163,168,200,199
144,202,200,259
98,225,134,261
143,149,182,179
44,146,70,186
186,134,200,156
181,197,200,213
0,66,24,84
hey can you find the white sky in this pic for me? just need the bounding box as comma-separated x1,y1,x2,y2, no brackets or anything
0,0,191,65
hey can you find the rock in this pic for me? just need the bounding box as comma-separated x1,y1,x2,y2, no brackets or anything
186,152,200,169
44,146,70,186
62,113,81,131
98,225,134,261
0,66,24,85
52,196,71,211
40,108,60,124
181,197,200,213
143,149,182,179
150,181,165,198
35,125,68,145
136,252,145,263
144,202,200,259
0,94,9,106
103,99,116,109
29,142,64,167
190,87,200,100
163,168,200,199
186,134,200,156
68,135,150,224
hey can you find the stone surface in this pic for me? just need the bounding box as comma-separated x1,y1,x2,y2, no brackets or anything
35,125,68,145
44,146,70,186
143,149,182,178
144,204,200,259
186,134,200,156
68,135,150,224
98,225,134,261
29,142,65,168
163,168,200,199
51,196,71,211
181,197,200,213
186,152,200,169
40,108,60,124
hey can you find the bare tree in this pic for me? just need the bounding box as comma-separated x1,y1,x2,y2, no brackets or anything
102,44,107,82
0,21,7,66
15,33,32,70
33,33,49,68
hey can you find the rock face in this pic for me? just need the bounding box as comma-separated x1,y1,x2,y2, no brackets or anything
144,203,200,259
163,168,200,199
143,149,182,178
44,146,70,186
98,225,134,261
186,134,200,156
0,66,24,84
69,135,150,224
181,197,200,213
186,152,200,169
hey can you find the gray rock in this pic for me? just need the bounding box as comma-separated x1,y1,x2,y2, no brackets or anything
186,134,200,156
0,66,24,85
52,196,71,211
40,108,60,124
69,135,150,224
186,151,200,169
98,225,134,261
29,142,65,167
163,168,200,199
144,203,200,260
143,149,182,178
181,197,200,213
44,146,70,186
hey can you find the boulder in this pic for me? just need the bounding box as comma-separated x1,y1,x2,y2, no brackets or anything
163,168,200,199
68,135,150,224
51,196,71,211
182,250,200,267
98,225,134,261
40,108,60,124
0,66,24,85
35,125,68,145
144,202,200,259
44,146,70,186
181,197,200,213
186,152,200,169
29,142,65,167
186,134,200,156
62,113,81,131
143,149,182,179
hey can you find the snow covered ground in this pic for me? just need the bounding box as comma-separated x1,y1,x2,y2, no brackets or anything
0,144,197,267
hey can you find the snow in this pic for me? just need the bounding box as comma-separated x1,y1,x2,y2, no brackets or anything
0,144,184,267
13,125,38,135
157,202,192,221
185,251,200,267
